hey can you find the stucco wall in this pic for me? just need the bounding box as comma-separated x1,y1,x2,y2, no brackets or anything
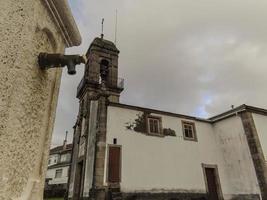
0,1,80,199
105,106,261,199
213,115,261,199
252,113,267,161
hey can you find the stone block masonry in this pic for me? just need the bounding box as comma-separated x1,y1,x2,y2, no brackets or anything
0,0,81,199
241,112,267,200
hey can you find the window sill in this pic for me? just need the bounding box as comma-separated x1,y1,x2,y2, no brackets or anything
146,132,164,138
184,137,198,142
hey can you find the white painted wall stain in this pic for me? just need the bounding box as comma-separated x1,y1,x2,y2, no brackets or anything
213,115,261,199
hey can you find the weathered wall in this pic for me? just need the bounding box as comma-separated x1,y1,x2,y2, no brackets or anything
252,113,267,161
213,115,261,199
0,0,80,199
105,106,261,199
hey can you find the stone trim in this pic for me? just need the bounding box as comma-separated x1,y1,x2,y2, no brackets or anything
240,112,267,199
66,193,261,200
93,96,108,187
42,0,81,47
110,103,267,124
122,192,207,200
210,104,267,122
182,120,198,142
146,115,163,136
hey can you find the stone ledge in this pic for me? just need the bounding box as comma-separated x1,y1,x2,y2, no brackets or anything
122,192,207,200
43,0,82,47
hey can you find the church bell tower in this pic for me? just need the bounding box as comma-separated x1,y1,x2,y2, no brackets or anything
77,36,123,101
68,36,123,200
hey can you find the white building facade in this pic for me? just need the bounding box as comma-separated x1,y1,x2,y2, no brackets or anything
103,103,264,200
45,143,72,198
68,36,267,200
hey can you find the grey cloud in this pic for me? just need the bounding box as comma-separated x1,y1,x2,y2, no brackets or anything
51,0,267,146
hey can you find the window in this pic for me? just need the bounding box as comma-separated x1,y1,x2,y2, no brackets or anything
66,153,71,162
182,121,197,141
55,169,63,178
147,116,162,134
60,154,66,162
81,117,86,136
48,159,51,165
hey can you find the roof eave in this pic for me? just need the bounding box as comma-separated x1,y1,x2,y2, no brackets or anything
43,0,82,47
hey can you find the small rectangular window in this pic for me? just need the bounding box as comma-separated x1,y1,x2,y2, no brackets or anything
55,169,63,178
182,121,197,141
81,117,86,136
147,116,162,135
60,155,66,162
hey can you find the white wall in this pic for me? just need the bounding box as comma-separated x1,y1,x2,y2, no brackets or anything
105,106,261,199
46,166,69,185
213,115,260,199
253,113,267,161
60,153,71,163
48,154,59,166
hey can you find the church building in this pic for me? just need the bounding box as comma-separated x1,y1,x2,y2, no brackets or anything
67,36,267,200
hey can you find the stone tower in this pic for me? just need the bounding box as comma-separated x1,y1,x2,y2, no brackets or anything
77,36,123,102
68,37,123,200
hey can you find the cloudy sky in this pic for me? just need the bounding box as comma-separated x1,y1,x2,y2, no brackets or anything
51,0,267,146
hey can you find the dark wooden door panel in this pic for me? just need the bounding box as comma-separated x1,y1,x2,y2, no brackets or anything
205,168,219,200
108,146,121,183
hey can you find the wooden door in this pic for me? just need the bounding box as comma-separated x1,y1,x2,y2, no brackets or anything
108,146,121,183
205,168,219,200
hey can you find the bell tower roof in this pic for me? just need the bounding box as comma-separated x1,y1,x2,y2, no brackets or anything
87,37,119,55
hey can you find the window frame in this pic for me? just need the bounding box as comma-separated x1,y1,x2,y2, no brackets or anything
147,115,163,136
55,169,63,179
182,120,197,141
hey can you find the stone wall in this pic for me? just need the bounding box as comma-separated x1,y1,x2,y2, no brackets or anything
0,0,81,199
241,112,267,200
